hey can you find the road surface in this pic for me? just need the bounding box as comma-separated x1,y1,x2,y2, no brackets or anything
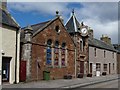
77,79,119,88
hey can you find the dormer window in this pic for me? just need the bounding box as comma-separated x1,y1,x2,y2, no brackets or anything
55,26,60,34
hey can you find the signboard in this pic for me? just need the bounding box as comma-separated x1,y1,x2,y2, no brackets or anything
93,64,96,71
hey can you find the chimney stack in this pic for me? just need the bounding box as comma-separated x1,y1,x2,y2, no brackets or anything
100,34,111,44
88,27,94,38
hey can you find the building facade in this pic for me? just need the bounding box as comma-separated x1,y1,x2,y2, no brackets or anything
88,34,117,76
65,11,89,77
0,2,20,84
113,44,120,74
20,15,75,81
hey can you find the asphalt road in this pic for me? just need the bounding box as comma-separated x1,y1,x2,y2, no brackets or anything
74,79,119,89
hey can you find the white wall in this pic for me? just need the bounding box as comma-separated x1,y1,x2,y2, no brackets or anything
2,26,20,84
89,46,117,76
0,26,2,85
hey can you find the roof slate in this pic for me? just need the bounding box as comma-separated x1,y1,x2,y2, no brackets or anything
0,8,20,28
65,14,80,33
88,38,117,52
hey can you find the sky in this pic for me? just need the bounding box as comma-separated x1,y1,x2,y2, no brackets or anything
7,2,118,44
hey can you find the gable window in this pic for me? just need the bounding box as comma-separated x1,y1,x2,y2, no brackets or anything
55,26,60,34
61,43,66,66
46,39,52,66
104,50,106,58
94,48,96,57
54,41,59,66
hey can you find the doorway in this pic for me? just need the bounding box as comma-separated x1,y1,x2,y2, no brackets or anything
90,63,92,73
109,63,111,74
2,57,11,82
80,61,84,74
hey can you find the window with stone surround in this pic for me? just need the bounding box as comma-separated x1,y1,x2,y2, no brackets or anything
103,64,107,71
112,52,114,58
96,63,101,71
80,39,83,52
54,41,59,66
104,50,106,58
113,63,114,70
46,39,52,66
94,48,96,57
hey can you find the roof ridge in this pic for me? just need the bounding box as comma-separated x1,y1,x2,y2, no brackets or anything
31,20,51,27
88,37,116,51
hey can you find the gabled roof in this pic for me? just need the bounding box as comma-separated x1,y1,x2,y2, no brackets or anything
65,12,80,33
21,17,76,46
21,20,50,41
0,8,20,28
88,38,117,52
22,20,50,34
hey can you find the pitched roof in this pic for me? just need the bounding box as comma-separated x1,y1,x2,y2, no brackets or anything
65,13,80,33
21,17,61,39
0,8,20,28
88,38,117,52
21,17,76,46
113,44,120,53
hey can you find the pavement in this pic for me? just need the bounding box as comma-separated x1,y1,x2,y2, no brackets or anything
2,74,120,88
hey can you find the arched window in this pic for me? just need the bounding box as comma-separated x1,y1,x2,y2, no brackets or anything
46,39,52,66
61,43,66,66
54,41,59,66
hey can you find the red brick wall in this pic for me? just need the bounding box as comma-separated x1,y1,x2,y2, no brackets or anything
31,19,75,81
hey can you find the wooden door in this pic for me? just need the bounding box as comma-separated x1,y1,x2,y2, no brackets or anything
20,61,26,82
80,61,84,74
90,63,92,73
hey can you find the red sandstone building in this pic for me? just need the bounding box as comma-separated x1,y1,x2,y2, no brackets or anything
65,11,89,77
20,14,75,81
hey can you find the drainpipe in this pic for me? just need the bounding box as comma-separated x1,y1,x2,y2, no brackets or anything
74,47,77,78
74,33,77,78
14,28,20,84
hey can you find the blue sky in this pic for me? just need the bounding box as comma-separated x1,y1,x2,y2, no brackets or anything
7,2,118,44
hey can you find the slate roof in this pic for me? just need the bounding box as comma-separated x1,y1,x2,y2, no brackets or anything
65,13,80,33
21,17,76,46
88,38,117,52
0,8,20,28
22,20,50,33
21,20,50,41
113,44,120,53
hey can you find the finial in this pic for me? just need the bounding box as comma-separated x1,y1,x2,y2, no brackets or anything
72,9,74,15
56,10,59,15
81,21,84,26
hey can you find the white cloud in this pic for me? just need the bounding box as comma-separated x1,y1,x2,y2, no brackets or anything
8,2,118,43
8,2,70,16
83,18,118,44
74,2,118,44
